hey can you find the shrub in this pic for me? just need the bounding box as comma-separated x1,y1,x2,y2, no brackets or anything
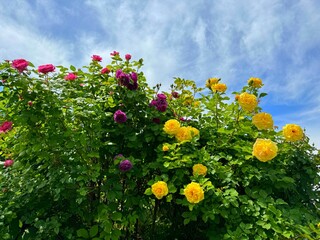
0,53,319,239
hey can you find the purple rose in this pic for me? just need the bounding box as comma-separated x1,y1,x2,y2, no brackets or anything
157,93,166,100
119,159,133,172
114,154,124,160
114,110,127,123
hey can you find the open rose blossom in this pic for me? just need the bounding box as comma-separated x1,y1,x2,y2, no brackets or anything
119,159,133,172
0,121,13,133
64,73,77,81
12,59,29,72
38,64,55,74
113,110,127,123
92,55,102,62
4,159,14,168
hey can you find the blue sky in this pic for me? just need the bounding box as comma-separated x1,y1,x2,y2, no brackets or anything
1,0,320,148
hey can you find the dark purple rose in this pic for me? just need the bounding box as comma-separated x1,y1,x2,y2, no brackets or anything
157,93,166,100
172,91,179,98
114,110,127,123
156,104,168,112
119,159,133,172
4,159,14,168
131,72,137,81
152,118,161,124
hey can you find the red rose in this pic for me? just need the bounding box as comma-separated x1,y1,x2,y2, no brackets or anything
38,64,55,74
101,67,110,74
12,59,29,72
64,73,77,81
0,121,13,133
92,55,102,62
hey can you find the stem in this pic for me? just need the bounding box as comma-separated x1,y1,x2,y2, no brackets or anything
151,199,159,239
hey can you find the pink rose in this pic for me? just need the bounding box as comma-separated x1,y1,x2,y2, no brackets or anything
64,73,77,81
110,51,119,56
101,67,110,74
12,59,29,72
0,121,13,133
125,54,131,61
38,64,55,74
4,159,14,168
92,55,102,62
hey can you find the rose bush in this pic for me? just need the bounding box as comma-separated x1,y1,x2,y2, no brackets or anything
0,54,319,239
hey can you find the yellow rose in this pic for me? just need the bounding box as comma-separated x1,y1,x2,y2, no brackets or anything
253,138,278,162
238,92,258,112
192,164,207,176
184,182,204,204
193,101,201,107
211,83,227,93
252,112,274,130
162,144,170,152
206,78,220,88
151,181,169,200
175,126,192,142
187,126,200,137
248,77,263,88
282,124,304,142
163,119,181,135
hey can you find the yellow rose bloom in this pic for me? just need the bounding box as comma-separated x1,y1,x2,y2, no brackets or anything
163,119,181,135
184,182,204,204
193,101,201,107
162,144,170,152
248,77,263,88
282,124,304,142
151,181,169,200
187,126,200,137
238,92,258,112
175,126,192,142
192,164,207,176
252,112,274,130
211,83,227,93
253,138,278,162
206,78,220,88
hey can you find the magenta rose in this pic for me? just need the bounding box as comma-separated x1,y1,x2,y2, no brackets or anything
110,51,119,56
38,64,55,74
119,159,133,172
101,67,110,74
4,159,14,168
125,54,132,61
12,59,29,72
113,110,127,123
92,55,102,62
64,73,77,81
0,121,13,133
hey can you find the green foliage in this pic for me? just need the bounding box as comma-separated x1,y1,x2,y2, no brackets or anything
0,55,319,239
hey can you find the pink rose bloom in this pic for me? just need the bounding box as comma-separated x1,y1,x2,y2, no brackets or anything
64,73,77,81
92,55,102,62
125,54,131,61
38,64,55,74
110,51,119,56
101,67,110,74
0,121,13,133
12,59,29,72
4,159,14,168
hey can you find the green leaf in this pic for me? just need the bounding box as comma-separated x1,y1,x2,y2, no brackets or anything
89,225,99,237
144,188,152,195
77,228,89,238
